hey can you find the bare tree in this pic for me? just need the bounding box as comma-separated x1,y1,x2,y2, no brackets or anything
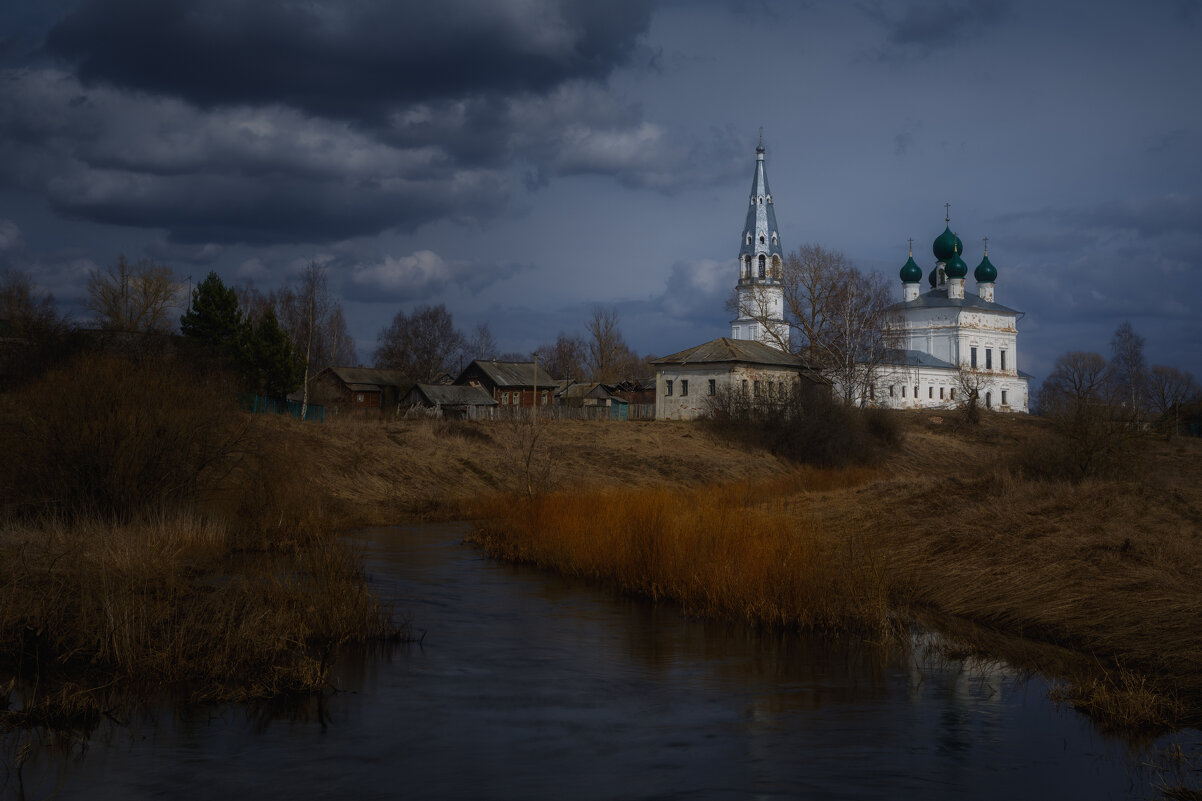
274,263,357,416
466,322,499,361
535,332,588,381
1038,351,1131,477
1147,365,1198,439
374,303,465,382
0,269,63,338
86,255,182,333
586,306,634,383
1108,321,1148,424
956,368,989,424
734,244,894,405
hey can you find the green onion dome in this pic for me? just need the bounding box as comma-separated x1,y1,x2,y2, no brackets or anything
900,254,923,283
975,254,997,283
945,251,968,279
933,225,958,262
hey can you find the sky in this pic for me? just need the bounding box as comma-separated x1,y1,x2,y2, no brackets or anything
1,0,1199,386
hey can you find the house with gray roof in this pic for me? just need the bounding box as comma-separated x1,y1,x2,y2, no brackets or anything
651,337,826,420
402,383,497,420
310,366,411,414
454,359,557,412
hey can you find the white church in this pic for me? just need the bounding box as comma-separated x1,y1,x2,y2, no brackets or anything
654,143,1030,418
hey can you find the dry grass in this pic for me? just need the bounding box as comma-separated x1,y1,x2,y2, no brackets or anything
471,468,892,635
0,512,395,730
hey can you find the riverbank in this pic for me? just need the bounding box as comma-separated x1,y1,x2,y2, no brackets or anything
288,411,1202,733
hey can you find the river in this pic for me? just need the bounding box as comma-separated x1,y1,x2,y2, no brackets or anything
5,524,1199,800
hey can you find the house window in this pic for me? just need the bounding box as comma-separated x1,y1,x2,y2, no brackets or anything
971,347,978,368
708,379,716,396
1001,350,1007,371
901,386,906,398
986,349,993,369
939,387,944,400
681,380,689,397
1001,390,1008,406
985,391,992,409
665,380,673,396
889,385,895,397
742,379,748,395
501,391,509,405
542,391,549,405
928,386,933,399
356,393,364,403
950,388,956,400
753,380,761,397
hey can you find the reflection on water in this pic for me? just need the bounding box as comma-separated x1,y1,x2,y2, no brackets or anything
4,523,1200,800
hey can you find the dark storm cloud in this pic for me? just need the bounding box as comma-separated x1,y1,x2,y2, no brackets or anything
44,0,653,124
0,1,742,246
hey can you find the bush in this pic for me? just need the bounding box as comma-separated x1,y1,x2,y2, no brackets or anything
0,352,250,520
705,386,902,467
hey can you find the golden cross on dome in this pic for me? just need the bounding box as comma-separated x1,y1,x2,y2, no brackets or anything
983,236,989,255
944,202,951,223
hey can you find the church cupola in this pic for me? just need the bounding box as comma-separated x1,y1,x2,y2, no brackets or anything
900,239,922,302
731,135,787,349
975,238,998,302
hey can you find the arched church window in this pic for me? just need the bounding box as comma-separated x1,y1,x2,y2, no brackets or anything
759,235,765,244
771,255,781,279
771,232,778,245
758,254,766,278
746,232,752,245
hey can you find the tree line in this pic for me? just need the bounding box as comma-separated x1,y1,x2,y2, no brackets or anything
1,258,656,402
372,303,652,385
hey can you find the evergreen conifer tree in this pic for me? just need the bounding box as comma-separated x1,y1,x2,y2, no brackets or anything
180,271,247,365
249,308,302,399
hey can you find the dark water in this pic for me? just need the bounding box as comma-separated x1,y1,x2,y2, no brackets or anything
6,524,1200,800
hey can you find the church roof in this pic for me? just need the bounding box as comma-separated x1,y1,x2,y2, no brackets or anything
738,145,783,260
889,288,1021,315
879,349,958,370
652,337,815,369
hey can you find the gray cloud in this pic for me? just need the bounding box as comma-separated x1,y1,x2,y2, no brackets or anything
856,0,1010,56
44,0,653,124
342,249,533,303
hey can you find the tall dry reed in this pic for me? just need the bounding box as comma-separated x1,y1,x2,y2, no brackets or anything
473,468,892,635
0,512,395,729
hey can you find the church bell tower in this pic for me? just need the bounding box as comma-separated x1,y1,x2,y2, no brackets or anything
731,139,787,349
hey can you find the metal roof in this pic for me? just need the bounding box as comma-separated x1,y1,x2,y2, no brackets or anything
738,146,784,261
889,288,1021,315
322,366,410,388
879,349,959,370
457,359,556,388
651,337,813,369
408,383,497,407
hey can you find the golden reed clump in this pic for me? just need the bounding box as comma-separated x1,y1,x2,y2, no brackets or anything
472,467,893,636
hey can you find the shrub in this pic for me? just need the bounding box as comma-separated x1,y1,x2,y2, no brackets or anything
0,352,250,520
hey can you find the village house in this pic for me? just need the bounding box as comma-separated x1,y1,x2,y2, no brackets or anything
652,337,826,421
454,359,557,411
402,383,498,420
309,366,410,415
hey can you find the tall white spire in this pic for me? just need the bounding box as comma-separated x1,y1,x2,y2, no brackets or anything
730,140,787,349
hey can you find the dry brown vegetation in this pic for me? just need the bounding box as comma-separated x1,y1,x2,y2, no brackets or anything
0,354,398,732
316,410,1200,734
4,363,1200,738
